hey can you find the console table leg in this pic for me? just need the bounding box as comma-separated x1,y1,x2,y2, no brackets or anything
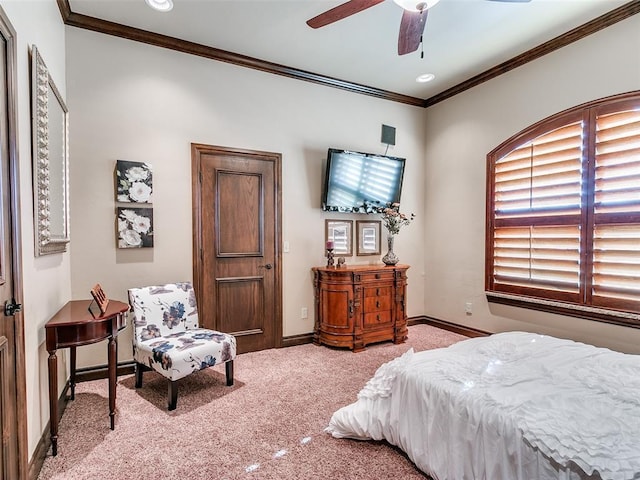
47,350,58,456
69,346,76,400
108,335,117,430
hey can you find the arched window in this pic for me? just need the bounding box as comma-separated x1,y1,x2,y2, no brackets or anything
486,91,640,327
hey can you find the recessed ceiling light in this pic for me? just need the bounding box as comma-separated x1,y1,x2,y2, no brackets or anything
145,0,173,12
416,73,435,83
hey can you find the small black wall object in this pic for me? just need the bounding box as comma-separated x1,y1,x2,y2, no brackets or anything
381,124,396,146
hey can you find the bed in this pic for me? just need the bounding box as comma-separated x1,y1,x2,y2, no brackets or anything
326,332,640,480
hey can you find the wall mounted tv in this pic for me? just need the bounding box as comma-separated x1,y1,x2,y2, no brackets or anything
321,148,406,213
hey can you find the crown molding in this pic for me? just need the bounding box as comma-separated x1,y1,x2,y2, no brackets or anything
57,0,640,108
423,0,640,107
56,0,424,107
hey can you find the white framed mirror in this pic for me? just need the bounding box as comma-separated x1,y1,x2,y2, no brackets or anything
31,45,69,256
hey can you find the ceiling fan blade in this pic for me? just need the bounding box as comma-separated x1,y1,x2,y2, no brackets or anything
398,9,428,56
307,0,386,29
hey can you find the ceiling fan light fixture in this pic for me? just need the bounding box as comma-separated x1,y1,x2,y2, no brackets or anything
145,0,173,12
393,0,440,12
416,73,435,83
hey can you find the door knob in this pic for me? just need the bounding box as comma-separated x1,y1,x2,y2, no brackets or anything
259,263,273,270
4,300,22,316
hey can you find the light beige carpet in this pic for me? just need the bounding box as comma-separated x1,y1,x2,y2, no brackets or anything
37,324,467,480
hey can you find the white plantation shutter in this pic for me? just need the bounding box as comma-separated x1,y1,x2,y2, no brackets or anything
590,108,640,310
487,93,640,324
490,120,583,303
494,122,583,218
594,110,640,214
592,225,640,307
493,226,581,295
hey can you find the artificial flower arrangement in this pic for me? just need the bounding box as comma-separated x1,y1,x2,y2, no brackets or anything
378,202,415,235
360,201,415,235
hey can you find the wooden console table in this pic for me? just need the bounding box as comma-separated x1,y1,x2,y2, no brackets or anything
45,299,129,456
312,264,409,352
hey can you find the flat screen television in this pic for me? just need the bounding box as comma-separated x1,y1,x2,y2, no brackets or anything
321,148,406,212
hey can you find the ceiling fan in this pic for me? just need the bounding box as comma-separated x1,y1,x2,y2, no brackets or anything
306,0,531,56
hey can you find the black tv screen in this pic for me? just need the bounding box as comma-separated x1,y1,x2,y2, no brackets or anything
321,148,406,212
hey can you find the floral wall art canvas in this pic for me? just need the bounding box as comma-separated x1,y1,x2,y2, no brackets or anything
117,207,154,248
116,160,153,203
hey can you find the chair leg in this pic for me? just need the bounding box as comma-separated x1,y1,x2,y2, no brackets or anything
168,380,178,411
225,360,234,386
135,362,143,388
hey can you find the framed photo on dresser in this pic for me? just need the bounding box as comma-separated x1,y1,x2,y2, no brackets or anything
356,220,381,256
325,219,353,256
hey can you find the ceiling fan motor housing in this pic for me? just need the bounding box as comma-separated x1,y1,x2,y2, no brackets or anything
393,0,440,12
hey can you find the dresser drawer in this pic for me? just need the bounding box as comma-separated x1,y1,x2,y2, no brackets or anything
363,310,392,326
363,286,392,298
363,295,392,312
356,270,395,283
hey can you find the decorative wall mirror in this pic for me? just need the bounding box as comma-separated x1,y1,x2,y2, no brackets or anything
31,45,69,256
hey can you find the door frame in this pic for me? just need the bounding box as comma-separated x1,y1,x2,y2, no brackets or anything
0,7,27,479
191,143,283,349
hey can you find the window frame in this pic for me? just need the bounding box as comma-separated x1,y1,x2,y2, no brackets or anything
485,91,640,328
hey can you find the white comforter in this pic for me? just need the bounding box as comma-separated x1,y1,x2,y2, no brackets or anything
326,332,640,480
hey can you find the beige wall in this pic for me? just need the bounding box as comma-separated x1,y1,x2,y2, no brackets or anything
65,28,427,367
0,0,72,462
423,14,640,353
3,0,639,465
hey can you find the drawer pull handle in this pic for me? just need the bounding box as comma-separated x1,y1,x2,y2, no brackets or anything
375,273,380,279
377,314,380,321
376,301,380,308
376,288,380,296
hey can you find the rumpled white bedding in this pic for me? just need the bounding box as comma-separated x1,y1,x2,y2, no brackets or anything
326,332,640,480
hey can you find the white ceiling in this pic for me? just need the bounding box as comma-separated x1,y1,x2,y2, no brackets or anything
67,0,632,101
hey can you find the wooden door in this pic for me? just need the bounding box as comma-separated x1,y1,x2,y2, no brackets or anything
192,144,282,354
0,10,25,479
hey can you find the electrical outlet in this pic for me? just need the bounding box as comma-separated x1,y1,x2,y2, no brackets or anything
464,302,473,315
283,241,290,253
301,307,308,319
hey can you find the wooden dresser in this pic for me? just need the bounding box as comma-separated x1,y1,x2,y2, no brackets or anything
312,264,409,352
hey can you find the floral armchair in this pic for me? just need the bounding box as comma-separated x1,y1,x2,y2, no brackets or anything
128,282,236,410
